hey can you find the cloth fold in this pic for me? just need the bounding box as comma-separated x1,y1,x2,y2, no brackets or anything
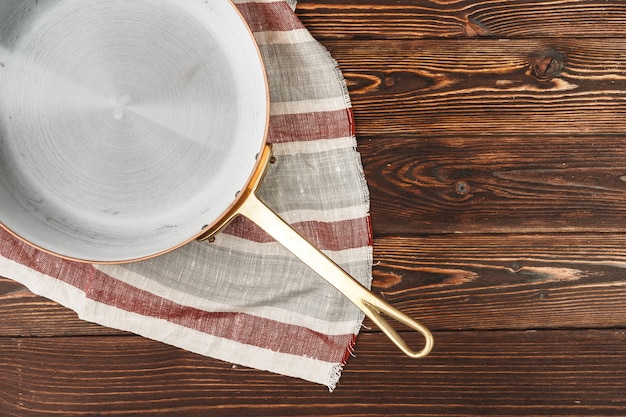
0,0,371,389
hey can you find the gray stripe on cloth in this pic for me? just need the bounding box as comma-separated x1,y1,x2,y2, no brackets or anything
112,238,371,322
259,41,346,104
257,147,369,215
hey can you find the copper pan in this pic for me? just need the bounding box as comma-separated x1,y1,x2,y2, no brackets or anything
0,0,433,358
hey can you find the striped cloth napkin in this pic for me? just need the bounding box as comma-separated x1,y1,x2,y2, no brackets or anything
0,0,371,389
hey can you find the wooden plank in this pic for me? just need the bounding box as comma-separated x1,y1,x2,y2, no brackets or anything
297,0,626,40
371,233,626,331
359,135,626,235
3,233,626,334
1,330,625,416
321,38,626,136
2,1,626,415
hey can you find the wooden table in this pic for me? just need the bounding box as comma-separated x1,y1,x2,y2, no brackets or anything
3,1,626,415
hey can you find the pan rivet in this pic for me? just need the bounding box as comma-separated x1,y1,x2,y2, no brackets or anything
270,156,276,164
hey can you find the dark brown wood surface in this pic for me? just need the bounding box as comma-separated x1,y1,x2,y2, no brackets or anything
3,0,626,415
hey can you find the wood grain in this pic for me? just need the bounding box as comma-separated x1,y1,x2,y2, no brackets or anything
3,1,626,415
322,38,626,137
360,135,626,235
1,330,625,416
297,0,626,40
371,233,626,331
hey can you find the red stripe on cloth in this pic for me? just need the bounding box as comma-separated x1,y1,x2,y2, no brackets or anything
365,215,374,247
87,272,354,363
223,216,371,251
0,229,96,292
236,2,306,33
346,107,357,137
0,229,353,363
268,110,352,143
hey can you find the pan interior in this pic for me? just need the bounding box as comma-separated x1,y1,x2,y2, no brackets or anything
0,0,268,262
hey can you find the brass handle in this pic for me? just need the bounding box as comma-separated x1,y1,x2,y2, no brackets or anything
230,145,434,358
239,192,434,358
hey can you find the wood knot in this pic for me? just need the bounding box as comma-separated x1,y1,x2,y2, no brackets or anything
455,180,470,195
372,270,403,289
463,16,491,37
530,49,564,81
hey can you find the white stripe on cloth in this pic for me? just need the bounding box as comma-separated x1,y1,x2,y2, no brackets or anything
272,136,356,156
261,203,368,224
235,0,299,9
0,257,89,323
254,28,314,45
270,97,351,116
